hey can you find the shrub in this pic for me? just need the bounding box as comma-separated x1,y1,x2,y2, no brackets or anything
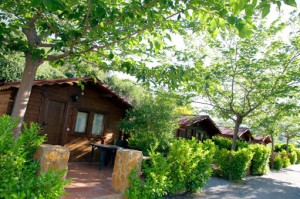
274,154,283,170
250,144,270,175
120,95,178,155
215,148,253,181
0,115,69,198
275,143,295,153
289,151,297,165
168,139,215,194
126,151,171,199
296,149,300,164
280,151,291,168
126,138,215,198
212,136,232,150
211,136,249,151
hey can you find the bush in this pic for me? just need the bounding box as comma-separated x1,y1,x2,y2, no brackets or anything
280,151,291,168
121,95,178,155
250,144,270,175
126,138,215,198
215,148,253,181
275,143,295,153
211,136,249,151
289,151,297,165
0,115,69,198
296,149,300,164
274,154,283,171
168,139,215,194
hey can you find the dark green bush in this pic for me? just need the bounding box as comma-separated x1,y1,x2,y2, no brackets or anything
211,136,249,151
295,149,300,164
280,151,291,168
215,148,253,181
0,115,69,198
249,144,270,175
274,154,283,170
275,143,295,153
126,138,215,198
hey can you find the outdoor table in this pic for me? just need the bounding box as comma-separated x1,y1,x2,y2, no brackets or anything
89,143,122,170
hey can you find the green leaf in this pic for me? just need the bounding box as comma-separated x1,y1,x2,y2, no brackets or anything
261,4,270,18
108,52,114,59
283,0,297,7
31,0,41,7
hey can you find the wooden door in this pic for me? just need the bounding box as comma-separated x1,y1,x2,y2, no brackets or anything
42,99,66,145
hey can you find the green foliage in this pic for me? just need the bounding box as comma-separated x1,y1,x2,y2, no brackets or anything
276,143,296,153
215,148,253,181
120,94,178,155
0,48,24,82
289,151,297,164
168,139,215,193
295,149,300,164
211,136,249,151
280,151,291,168
274,154,283,171
126,151,171,199
126,139,215,198
0,115,69,198
249,144,270,175
36,62,66,80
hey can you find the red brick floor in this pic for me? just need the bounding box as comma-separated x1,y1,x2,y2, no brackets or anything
62,162,121,199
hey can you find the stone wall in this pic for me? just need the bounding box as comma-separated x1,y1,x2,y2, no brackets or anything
112,149,143,193
34,144,70,179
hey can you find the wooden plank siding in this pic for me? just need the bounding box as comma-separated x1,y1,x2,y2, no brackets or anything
0,82,128,161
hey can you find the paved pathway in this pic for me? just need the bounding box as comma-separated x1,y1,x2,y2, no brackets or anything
170,165,300,199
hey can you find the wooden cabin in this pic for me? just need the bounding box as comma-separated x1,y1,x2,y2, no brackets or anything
176,115,221,141
252,135,272,145
0,78,131,161
218,126,254,143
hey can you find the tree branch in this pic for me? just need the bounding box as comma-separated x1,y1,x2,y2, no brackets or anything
46,11,180,61
70,0,91,52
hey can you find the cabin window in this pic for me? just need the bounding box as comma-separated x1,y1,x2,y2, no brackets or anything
92,113,104,135
75,111,88,133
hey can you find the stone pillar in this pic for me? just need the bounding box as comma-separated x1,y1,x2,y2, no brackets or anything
112,149,143,193
34,144,70,180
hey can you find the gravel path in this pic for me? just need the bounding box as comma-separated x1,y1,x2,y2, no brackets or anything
168,164,300,199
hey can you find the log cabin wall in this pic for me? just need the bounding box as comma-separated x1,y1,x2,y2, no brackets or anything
0,82,128,161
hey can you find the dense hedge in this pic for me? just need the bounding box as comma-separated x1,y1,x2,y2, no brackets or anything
296,149,300,164
126,139,216,198
0,115,69,198
275,143,298,165
250,145,270,175
215,148,253,181
211,136,249,151
280,151,291,168
274,154,283,170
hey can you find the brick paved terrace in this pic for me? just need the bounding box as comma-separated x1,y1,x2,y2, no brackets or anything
62,162,122,199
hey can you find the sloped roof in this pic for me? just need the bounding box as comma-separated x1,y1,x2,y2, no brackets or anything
218,126,253,138
178,115,221,134
0,78,132,108
253,135,272,144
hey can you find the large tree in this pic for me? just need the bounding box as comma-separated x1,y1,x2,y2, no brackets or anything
183,17,299,151
0,0,296,137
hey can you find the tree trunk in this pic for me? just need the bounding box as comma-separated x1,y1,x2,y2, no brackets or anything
11,53,41,138
270,133,275,170
231,114,243,151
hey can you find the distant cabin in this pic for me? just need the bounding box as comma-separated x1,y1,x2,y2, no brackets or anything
0,78,131,161
176,115,221,141
218,126,254,143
